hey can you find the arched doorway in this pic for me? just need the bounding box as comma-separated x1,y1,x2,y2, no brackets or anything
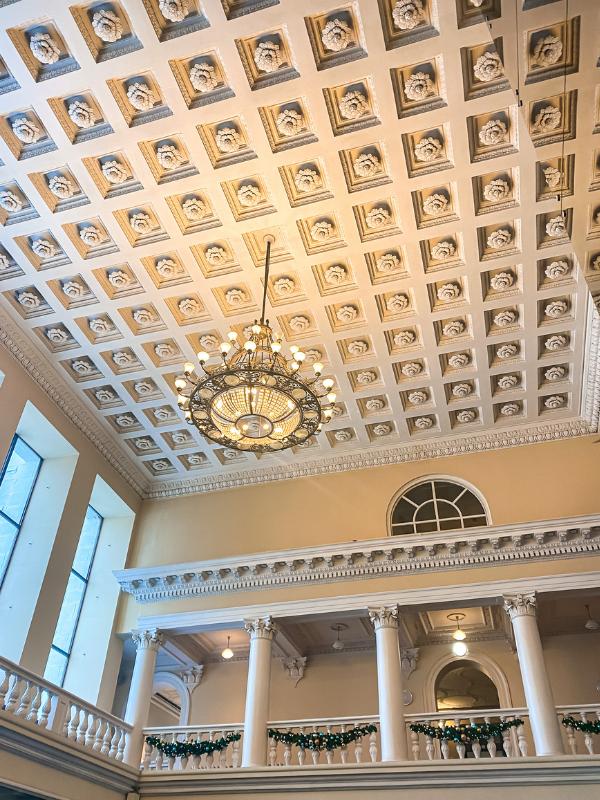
435,659,500,712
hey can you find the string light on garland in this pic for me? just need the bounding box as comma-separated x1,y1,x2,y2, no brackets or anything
409,719,523,743
146,732,241,758
562,716,600,735
268,724,377,752
174,235,339,454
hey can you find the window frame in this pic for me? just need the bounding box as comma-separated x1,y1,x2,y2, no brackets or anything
0,434,43,589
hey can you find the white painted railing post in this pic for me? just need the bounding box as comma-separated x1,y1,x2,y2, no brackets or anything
123,628,163,767
369,606,407,761
503,593,564,756
241,617,276,767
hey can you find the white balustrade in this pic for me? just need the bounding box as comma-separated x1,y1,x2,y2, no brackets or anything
142,724,243,771
0,656,130,762
557,705,600,755
265,716,380,767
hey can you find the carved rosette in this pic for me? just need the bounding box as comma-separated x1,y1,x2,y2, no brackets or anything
503,592,537,621
245,616,276,640
132,628,163,651
369,605,400,630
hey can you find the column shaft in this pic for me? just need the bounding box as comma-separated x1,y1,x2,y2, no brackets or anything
369,607,407,761
123,629,162,766
241,617,275,767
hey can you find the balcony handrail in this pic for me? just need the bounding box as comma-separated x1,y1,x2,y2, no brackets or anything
144,722,243,734
404,707,528,721
267,714,378,727
556,704,600,713
0,655,131,732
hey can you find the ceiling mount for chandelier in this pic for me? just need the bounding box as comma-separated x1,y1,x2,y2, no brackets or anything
175,234,339,454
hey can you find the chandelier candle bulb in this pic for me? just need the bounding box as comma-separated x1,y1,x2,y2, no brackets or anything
197,351,210,364
175,377,187,390
183,362,194,375
313,362,323,374
322,378,334,390
227,331,238,341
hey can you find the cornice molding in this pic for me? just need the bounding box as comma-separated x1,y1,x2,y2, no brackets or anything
115,515,600,604
0,307,148,497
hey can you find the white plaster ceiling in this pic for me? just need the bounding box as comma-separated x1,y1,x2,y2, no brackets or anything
0,0,599,498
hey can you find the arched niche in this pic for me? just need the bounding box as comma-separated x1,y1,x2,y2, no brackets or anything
424,651,512,711
151,671,190,726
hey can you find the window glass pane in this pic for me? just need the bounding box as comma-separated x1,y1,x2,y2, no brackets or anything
391,522,416,536
72,506,102,578
416,520,438,533
0,515,19,581
439,518,463,531
406,481,434,506
456,492,485,517
435,499,461,521
0,438,41,525
415,500,436,522
391,498,417,524
433,481,463,502
52,573,85,653
464,515,487,528
44,647,68,686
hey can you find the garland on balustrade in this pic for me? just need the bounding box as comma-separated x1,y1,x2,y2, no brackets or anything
562,716,600,735
145,732,241,758
268,724,377,752
409,719,523,743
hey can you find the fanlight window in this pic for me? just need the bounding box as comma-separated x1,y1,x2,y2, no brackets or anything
391,479,488,536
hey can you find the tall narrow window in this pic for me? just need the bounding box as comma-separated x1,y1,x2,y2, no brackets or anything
45,505,103,686
0,436,43,586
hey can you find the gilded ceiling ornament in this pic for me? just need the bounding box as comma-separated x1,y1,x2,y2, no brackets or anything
452,383,472,397
437,283,461,301
126,82,156,111
544,299,568,318
422,193,448,216
347,340,369,356
68,100,96,129
31,239,57,259
483,178,510,202
215,126,243,153
294,168,322,193
187,454,206,466
225,287,249,307
401,361,422,377
353,152,381,177
288,315,311,332
159,0,189,22
17,291,41,308
386,293,409,312
198,334,219,351
336,304,358,322
275,108,305,137
373,423,391,437
376,253,400,272
112,350,136,367
0,190,23,213
151,460,171,472
338,90,369,120
310,220,334,241
155,342,176,358
545,215,567,238
431,240,456,260
116,414,136,427
91,9,123,43
544,394,565,409
29,32,60,64
394,329,415,346
403,71,434,102
500,402,520,416
448,352,470,369
496,343,518,359
80,225,103,247
48,175,74,198
321,18,353,52
365,206,391,228
414,416,433,429
134,438,155,451
532,105,561,133
545,365,566,381
133,308,157,326
532,34,563,67
392,0,425,30
304,349,323,364
273,276,295,296
414,136,443,162
494,309,517,327
95,388,116,403
543,166,562,189
205,246,227,265
152,407,171,422
189,62,218,93
334,429,352,442
129,212,153,235
156,144,185,170
408,390,427,405
89,317,114,334
253,40,284,73
182,197,208,221
478,119,508,146
365,398,385,411
102,159,129,184
62,280,85,298
237,182,263,207
171,431,192,445
545,259,570,279
490,271,514,291
108,269,132,288
473,51,504,82
487,228,513,249
497,374,519,390
12,117,41,144
442,319,465,337
178,297,202,317
356,369,377,384
71,359,95,375
456,409,477,423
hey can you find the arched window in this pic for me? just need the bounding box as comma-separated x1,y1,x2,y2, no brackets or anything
435,660,500,712
390,478,488,536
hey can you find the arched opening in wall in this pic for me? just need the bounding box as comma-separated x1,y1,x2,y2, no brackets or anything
434,660,500,712
148,672,189,727
389,477,490,536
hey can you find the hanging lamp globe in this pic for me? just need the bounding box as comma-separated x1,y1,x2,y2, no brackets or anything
176,235,338,454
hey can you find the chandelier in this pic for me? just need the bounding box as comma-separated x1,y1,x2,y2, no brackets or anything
175,235,339,454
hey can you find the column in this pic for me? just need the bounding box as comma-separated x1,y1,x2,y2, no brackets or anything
241,616,276,767
369,606,407,761
503,592,564,756
123,628,163,766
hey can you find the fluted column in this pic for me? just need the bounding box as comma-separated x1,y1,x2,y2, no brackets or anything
241,616,276,767
503,593,564,756
123,628,163,766
369,606,407,761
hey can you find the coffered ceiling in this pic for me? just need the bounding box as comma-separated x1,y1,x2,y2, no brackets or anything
0,0,599,498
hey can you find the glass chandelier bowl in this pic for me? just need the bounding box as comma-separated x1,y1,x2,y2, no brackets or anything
447,612,467,642
175,236,338,454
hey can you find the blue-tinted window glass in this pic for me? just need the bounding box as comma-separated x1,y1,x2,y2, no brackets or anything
72,506,102,578
52,573,86,653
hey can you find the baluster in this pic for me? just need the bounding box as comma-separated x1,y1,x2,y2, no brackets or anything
116,727,126,762
85,715,100,748
166,755,175,771
268,734,277,767
181,755,189,771
425,734,434,761
410,728,420,761
219,731,228,769
487,736,497,758
93,720,106,753
66,705,79,740
15,681,33,718
354,726,363,763
0,669,10,709
25,685,42,723
472,739,482,759
441,739,450,759
38,691,53,729
517,723,528,757
339,724,348,764
76,708,89,745
232,732,241,768
142,739,153,769
369,730,378,763
311,747,320,766
563,715,577,755
4,676,22,714
108,723,121,758
283,729,292,767
501,717,512,758
100,722,113,755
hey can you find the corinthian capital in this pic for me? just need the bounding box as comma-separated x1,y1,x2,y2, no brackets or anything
368,605,400,631
503,592,537,621
132,628,163,651
244,616,276,640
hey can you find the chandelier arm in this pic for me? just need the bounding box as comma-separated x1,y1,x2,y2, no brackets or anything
260,237,271,325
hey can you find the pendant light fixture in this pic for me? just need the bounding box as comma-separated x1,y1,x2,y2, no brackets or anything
221,635,234,660
584,604,600,631
447,613,468,656
331,623,348,651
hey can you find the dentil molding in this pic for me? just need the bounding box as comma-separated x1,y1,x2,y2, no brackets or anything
115,515,600,604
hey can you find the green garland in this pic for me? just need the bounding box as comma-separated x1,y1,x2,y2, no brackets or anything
146,731,241,758
268,724,377,752
409,719,524,743
562,716,600,735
